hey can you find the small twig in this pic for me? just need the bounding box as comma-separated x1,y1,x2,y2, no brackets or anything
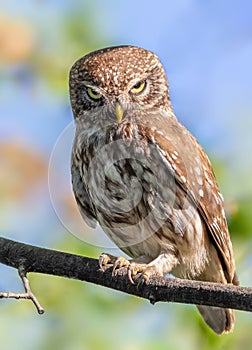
0,264,44,315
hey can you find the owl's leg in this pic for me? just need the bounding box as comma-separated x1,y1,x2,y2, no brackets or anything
128,253,178,284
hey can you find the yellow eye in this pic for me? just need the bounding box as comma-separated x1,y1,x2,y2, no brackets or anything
130,80,146,95
87,87,102,100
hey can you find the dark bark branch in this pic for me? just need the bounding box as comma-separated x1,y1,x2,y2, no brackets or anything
0,236,251,312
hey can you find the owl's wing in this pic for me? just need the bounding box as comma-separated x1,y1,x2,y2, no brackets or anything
71,162,97,228
145,116,235,283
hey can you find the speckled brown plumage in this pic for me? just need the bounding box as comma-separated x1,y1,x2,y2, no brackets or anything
69,45,238,335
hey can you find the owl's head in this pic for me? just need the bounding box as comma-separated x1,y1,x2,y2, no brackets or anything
69,46,171,123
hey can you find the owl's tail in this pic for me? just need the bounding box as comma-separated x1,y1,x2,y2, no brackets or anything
195,255,238,334
196,305,234,335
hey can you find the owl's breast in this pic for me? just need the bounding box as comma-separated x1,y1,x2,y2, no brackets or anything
76,125,178,233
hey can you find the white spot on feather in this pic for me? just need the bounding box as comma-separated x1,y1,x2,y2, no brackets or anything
180,176,186,183
195,166,201,175
195,156,200,164
199,189,204,197
197,177,203,185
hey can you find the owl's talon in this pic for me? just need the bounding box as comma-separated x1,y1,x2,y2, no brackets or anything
99,253,131,275
128,263,147,284
112,260,121,276
112,256,131,276
128,264,162,286
128,269,135,284
135,275,147,290
99,253,117,271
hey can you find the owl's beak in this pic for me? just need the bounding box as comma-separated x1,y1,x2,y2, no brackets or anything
115,103,124,123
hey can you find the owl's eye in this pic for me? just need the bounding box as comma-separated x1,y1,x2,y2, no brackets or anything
130,80,146,95
86,87,102,100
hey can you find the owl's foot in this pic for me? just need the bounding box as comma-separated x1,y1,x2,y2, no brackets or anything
99,253,131,273
99,253,163,284
128,263,163,284
99,253,115,271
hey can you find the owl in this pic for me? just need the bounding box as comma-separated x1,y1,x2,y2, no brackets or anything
69,45,238,335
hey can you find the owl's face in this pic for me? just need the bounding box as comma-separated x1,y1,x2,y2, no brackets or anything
69,46,171,124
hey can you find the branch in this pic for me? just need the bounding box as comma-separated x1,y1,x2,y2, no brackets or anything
0,264,44,314
0,236,251,313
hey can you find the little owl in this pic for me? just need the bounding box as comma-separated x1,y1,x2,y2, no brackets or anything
69,45,238,335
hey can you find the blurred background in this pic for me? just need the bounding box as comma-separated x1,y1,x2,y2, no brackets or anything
0,0,252,349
